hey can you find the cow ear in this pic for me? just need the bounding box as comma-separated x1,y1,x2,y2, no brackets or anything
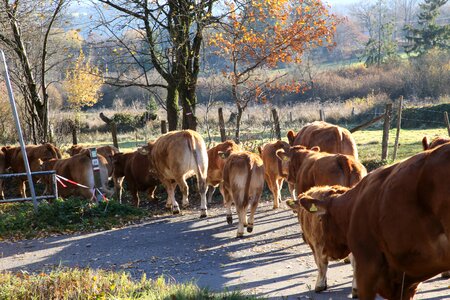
257,146,262,155
218,151,230,159
300,197,327,215
422,136,429,150
310,146,320,152
276,149,290,162
286,198,300,211
287,130,295,145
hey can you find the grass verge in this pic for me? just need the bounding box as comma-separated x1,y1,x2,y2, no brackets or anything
0,198,149,241
0,268,260,300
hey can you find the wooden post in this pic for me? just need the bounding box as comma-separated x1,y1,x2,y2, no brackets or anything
351,107,355,117
381,103,393,160
319,109,325,121
218,107,226,142
71,124,78,145
111,123,119,149
271,108,281,140
289,111,293,122
444,112,450,137
392,96,403,161
161,120,167,134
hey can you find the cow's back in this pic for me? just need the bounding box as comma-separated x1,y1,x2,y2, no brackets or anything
128,151,159,190
207,140,241,186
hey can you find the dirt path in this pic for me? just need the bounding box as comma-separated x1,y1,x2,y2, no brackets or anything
1,200,449,299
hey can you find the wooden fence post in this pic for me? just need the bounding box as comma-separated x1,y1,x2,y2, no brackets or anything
271,108,281,140
218,107,226,142
99,112,119,150
381,103,393,160
444,112,450,137
161,120,167,134
71,125,78,145
289,111,293,122
392,96,403,161
319,109,325,121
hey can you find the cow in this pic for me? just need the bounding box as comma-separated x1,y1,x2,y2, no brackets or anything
276,145,366,196
0,147,6,199
2,143,62,197
41,151,113,200
220,150,265,238
112,151,160,207
206,140,241,203
287,185,357,296
287,121,358,159
67,144,119,177
295,143,450,299
258,140,291,209
139,130,208,217
422,136,450,150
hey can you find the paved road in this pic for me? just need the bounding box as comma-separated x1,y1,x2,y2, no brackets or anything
1,200,449,299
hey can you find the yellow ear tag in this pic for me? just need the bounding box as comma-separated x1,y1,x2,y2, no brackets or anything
310,203,318,212
282,155,290,161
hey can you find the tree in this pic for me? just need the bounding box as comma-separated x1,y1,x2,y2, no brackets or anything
211,0,338,143
404,0,450,55
0,0,69,143
96,0,218,131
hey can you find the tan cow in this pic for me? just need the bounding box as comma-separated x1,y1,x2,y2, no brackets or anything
206,140,241,203
296,143,450,299
422,136,450,150
276,146,366,195
41,151,113,200
67,145,119,177
140,130,208,217
2,143,62,197
258,140,291,208
220,151,264,238
112,151,160,206
287,121,358,159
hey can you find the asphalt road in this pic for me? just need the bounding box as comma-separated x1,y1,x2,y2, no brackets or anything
1,200,449,299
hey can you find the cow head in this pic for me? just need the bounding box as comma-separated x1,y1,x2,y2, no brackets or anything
276,145,320,184
2,146,15,167
216,140,240,160
138,142,157,174
40,143,62,161
287,130,297,146
0,147,6,173
67,145,84,156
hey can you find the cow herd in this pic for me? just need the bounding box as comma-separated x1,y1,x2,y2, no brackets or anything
1,121,450,299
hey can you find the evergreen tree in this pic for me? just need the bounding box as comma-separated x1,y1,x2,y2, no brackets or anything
404,0,450,55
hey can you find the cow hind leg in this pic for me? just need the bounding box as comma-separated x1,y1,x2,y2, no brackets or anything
221,185,233,225
236,205,247,238
176,176,189,209
206,185,215,204
247,196,260,233
163,181,179,214
197,177,208,218
19,179,27,198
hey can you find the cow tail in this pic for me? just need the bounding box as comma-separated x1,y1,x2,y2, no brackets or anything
336,154,352,187
422,136,429,150
243,155,253,207
187,135,205,181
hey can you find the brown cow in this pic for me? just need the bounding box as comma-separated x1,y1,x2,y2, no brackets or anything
2,143,62,197
287,186,357,296
287,121,358,159
258,140,291,209
139,130,208,217
112,151,160,207
220,151,265,238
276,146,366,196
296,143,450,299
41,151,113,200
0,147,6,199
206,140,241,203
422,136,450,150
67,145,119,177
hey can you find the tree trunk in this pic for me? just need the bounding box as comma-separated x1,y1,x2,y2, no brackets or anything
180,86,198,131
234,106,244,144
166,84,179,131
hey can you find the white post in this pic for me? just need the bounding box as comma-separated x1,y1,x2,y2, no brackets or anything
0,50,38,211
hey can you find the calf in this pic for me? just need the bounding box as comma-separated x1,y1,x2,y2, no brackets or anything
221,151,264,238
422,136,450,150
206,140,241,203
287,121,358,159
296,143,450,299
258,140,291,208
139,130,208,217
112,151,159,207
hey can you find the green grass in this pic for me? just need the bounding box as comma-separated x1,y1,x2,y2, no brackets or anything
0,198,149,240
0,268,261,300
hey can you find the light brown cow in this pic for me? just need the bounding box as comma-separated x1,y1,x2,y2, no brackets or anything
276,146,366,195
112,151,160,207
296,143,450,299
422,136,450,150
206,140,241,203
287,186,357,296
258,140,291,209
2,143,62,197
220,151,265,238
67,145,119,177
139,130,208,217
41,151,113,200
287,121,358,159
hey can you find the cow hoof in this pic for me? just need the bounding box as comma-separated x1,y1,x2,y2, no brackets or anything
351,288,358,298
182,203,189,209
236,233,244,239
441,271,450,278
314,284,327,293
226,215,233,225
272,206,279,209
343,256,351,264
247,225,253,233
200,209,207,218
172,208,180,215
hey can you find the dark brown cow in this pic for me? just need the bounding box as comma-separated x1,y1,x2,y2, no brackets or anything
206,140,241,203
422,136,450,150
2,143,62,197
220,151,265,238
276,146,366,195
258,140,291,208
41,151,113,200
296,143,450,299
112,151,160,207
139,130,208,217
287,121,358,159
